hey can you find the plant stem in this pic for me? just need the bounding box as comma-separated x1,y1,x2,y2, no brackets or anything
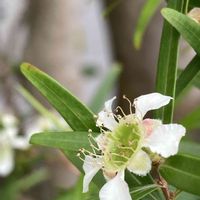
151,162,172,200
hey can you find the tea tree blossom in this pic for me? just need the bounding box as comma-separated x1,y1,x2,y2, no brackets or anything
79,93,186,200
0,114,29,177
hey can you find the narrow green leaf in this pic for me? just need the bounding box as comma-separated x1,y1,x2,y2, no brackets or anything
130,184,158,200
20,63,98,132
179,140,200,158
176,191,200,200
89,63,121,113
126,172,164,200
31,132,105,187
160,154,200,196
30,131,94,151
161,8,200,55
180,105,200,130
155,0,186,122
176,55,200,97
192,71,200,89
133,0,161,49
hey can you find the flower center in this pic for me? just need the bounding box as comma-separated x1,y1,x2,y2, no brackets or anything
103,115,143,171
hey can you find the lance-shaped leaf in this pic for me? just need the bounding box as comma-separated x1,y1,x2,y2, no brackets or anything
30,131,105,187
179,140,200,158
161,8,200,55
130,184,158,200
21,63,98,132
160,154,200,196
30,131,94,151
126,172,164,200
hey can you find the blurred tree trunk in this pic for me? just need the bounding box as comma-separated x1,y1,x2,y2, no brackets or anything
104,0,163,111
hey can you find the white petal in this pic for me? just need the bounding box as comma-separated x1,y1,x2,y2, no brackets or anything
95,133,107,151
99,171,132,200
12,136,30,150
142,118,162,137
0,143,14,177
134,93,172,119
143,124,186,158
96,97,118,130
83,155,102,193
127,150,151,176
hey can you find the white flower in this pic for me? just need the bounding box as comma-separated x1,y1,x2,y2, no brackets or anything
81,93,186,200
0,114,29,177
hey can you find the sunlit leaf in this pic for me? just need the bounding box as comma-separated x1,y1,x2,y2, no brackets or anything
21,63,98,132
30,131,93,151
161,8,200,55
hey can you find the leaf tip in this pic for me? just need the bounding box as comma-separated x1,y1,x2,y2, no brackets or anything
161,8,168,17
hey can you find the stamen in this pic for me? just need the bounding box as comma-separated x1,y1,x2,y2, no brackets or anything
117,145,135,153
123,95,133,114
115,106,126,117
110,152,129,160
88,134,100,153
77,152,103,166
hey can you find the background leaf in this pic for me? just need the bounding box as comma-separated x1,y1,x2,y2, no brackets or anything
133,0,161,49
89,63,121,113
179,105,200,131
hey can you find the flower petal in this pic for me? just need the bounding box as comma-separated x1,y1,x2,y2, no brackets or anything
142,118,162,137
0,143,14,177
99,171,132,200
96,97,118,130
143,124,186,158
127,150,151,176
83,155,102,193
134,93,172,119
95,133,107,151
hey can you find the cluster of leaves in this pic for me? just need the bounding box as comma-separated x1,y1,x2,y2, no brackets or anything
20,0,200,199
